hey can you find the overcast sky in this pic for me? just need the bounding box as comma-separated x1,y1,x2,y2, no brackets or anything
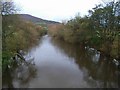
14,0,103,22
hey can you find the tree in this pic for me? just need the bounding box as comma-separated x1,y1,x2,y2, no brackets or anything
90,0,120,31
0,0,17,15
1,0,19,51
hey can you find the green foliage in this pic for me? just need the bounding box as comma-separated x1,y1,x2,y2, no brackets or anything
91,36,101,46
48,0,120,60
2,51,14,73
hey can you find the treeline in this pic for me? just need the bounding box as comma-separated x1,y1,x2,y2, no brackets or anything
1,1,47,74
48,1,120,60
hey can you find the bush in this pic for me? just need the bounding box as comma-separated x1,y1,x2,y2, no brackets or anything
2,15,47,73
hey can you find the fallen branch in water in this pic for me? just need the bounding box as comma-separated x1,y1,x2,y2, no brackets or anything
15,53,26,61
12,52,29,66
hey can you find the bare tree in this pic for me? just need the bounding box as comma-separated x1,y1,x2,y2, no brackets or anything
0,0,18,15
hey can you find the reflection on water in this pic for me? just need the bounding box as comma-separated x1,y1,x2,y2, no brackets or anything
3,35,119,88
51,37,119,88
3,57,37,88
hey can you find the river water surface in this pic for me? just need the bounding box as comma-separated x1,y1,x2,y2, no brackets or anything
3,35,119,88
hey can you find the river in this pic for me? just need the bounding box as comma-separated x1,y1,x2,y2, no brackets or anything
3,35,119,88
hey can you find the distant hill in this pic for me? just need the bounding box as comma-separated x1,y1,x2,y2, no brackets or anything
19,14,60,25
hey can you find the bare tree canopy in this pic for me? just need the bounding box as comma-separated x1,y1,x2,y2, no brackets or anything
0,0,18,15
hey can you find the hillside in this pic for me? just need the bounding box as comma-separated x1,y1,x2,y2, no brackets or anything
19,14,60,25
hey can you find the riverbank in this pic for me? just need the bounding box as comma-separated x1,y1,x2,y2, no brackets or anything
2,14,47,76
3,35,119,88
48,0,120,62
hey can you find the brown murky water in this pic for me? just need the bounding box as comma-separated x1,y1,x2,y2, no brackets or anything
3,35,119,88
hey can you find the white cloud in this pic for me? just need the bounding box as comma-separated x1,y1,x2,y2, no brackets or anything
14,0,102,22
